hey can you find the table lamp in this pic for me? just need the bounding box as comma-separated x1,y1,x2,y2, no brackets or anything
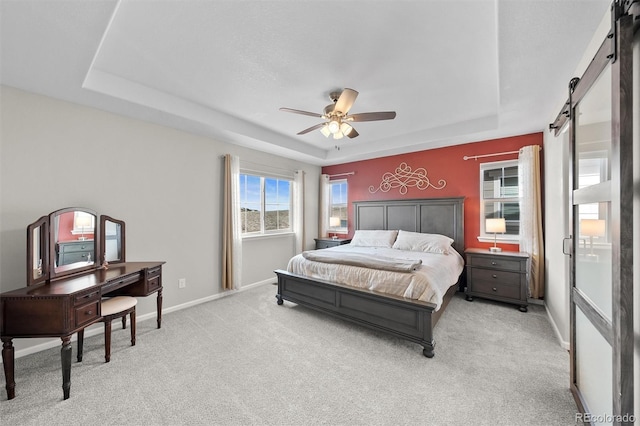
486,218,506,252
75,215,93,241
329,216,341,239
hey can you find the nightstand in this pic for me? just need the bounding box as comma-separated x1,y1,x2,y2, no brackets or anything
314,238,352,249
464,248,529,312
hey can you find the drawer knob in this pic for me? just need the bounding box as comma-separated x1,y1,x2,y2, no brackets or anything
492,274,497,278
491,261,497,265
86,310,93,315
492,288,497,292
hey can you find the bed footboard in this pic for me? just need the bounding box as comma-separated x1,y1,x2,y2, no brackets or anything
274,269,441,357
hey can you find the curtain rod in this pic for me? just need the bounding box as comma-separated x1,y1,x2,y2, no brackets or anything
463,147,542,161
328,172,355,178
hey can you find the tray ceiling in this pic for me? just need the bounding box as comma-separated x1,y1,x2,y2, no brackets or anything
1,0,610,165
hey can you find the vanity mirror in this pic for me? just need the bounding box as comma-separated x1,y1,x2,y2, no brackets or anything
49,207,98,281
26,207,126,283
101,215,125,264
26,216,48,286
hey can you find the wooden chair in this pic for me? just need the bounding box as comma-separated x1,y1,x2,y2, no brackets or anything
77,296,137,363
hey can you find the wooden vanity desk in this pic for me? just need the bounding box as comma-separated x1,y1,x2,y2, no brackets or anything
0,208,165,401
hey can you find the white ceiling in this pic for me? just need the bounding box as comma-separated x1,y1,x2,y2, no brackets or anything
1,0,610,165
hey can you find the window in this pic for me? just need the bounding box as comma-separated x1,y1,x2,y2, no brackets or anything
239,173,292,235
329,180,348,231
480,160,519,240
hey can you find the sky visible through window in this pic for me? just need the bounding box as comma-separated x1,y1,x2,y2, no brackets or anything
240,175,290,211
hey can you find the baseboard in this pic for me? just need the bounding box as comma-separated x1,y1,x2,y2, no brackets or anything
544,303,570,351
4,279,274,361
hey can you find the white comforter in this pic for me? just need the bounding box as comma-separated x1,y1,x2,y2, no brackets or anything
287,244,464,310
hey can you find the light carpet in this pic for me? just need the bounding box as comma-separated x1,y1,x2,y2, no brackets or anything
0,283,577,425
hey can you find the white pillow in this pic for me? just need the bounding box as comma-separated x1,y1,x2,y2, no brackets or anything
350,230,399,248
392,230,453,254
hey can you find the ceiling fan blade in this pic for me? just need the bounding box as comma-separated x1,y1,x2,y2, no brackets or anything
346,111,396,122
280,107,323,118
297,122,326,135
346,127,359,138
333,88,358,115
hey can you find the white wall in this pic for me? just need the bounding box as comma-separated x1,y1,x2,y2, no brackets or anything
542,127,571,348
0,85,320,354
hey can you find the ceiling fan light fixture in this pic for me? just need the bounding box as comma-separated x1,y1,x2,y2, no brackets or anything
280,88,396,140
340,122,353,136
328,119,341,134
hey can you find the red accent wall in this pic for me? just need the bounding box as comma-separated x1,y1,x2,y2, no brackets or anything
322,132,543,252
57,211,94,242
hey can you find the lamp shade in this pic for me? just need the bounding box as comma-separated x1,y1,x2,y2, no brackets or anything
329,216,341,228
581,219,605,237
75,214,93,228
486,218,506,233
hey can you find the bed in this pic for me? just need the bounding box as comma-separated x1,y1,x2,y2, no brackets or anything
274,197,465,357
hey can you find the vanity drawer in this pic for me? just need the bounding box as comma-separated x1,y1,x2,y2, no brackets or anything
467,256,523,272
145,266,162,292
147,275,160,292
147,266,161,278
75,301,99,327
73,289,100,306
102,273,141,293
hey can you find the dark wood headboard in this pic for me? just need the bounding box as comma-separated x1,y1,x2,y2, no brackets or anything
353,197,465,255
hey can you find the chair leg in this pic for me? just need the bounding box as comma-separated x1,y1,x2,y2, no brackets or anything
130,310,136,346
104,320,112,363
122,315,127,330
77,329,84,362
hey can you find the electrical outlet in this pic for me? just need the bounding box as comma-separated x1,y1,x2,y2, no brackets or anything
178,278,186,288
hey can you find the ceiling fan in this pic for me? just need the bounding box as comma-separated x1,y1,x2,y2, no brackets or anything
280,88,396,140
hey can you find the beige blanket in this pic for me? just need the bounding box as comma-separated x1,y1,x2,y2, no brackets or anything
302,250,422,273
289,245,465,309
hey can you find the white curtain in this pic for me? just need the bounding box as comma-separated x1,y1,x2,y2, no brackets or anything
293,170,305,253
222,154,242,290
319,174,331,238
518,145,544,299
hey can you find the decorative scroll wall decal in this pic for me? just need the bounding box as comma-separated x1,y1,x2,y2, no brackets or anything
368,162,446,194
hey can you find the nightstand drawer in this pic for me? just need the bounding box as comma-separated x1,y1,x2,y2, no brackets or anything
470,281,521,300
314,238,351,250
468,256,523,272
471,268,521,286
316,240,336,249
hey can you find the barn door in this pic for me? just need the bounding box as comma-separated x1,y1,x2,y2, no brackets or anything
567,7,634,424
